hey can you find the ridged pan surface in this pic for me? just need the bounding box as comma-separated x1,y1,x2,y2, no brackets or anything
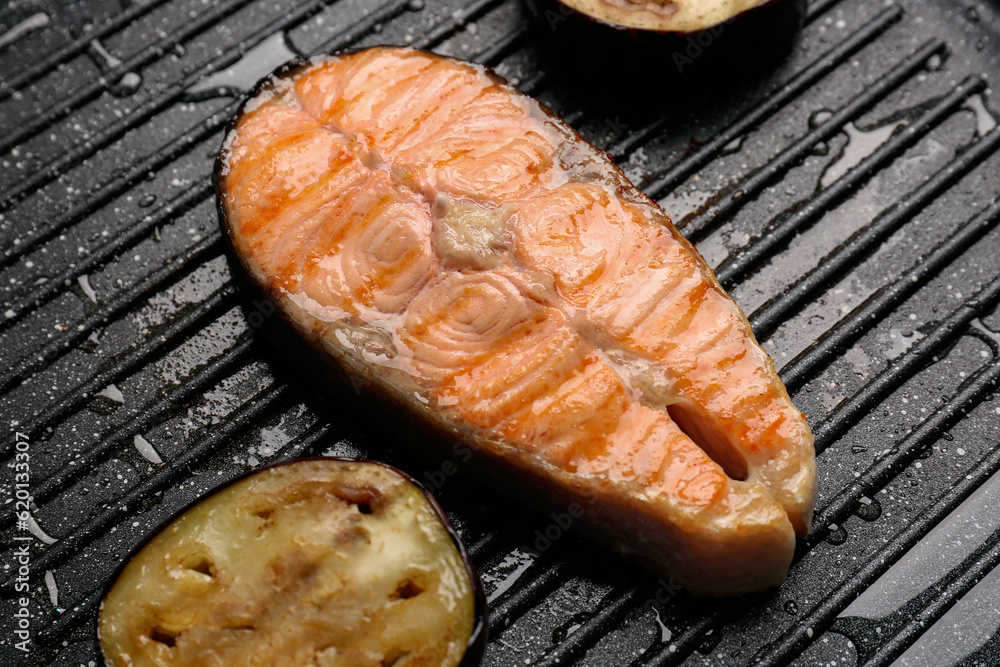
0,0,998,665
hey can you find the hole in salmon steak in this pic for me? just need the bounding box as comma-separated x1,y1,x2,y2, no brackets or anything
667,402,749,481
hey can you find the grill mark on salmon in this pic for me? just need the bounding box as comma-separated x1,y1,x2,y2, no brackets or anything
294,50,557,204
218,47,817,595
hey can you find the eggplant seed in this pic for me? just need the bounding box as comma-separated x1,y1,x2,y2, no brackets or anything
392,578,425,600
181,553,214,577
149,626,178,648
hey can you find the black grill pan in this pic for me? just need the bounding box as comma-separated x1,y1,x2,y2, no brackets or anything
1,0,999,665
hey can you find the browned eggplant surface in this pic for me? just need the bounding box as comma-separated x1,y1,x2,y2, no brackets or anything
98,458,485,667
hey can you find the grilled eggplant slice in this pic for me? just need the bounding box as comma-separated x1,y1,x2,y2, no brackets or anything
215,47,817,596
525,0,806,92
98,458,485,667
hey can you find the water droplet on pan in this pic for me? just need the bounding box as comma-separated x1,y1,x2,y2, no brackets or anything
855,496,882,521
133,434,163,464
187,31,296,97
826,523,847,545
964,94,997,137
0,12,50,51
720,136,743,155
112,71,142,97
809,109,834,128
552,612,591,644
820,120,905,189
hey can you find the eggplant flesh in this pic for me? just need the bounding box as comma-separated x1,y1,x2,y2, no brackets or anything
98,459,483,667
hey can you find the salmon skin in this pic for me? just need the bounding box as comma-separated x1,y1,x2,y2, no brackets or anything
216,46,816,596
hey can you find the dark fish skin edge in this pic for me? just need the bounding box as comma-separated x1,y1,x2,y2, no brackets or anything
523,0,806,106
97,456,489,667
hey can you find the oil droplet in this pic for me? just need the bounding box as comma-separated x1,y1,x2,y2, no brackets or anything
25,514,57,544
784,600,799,615
133,434,163,464
112,71,143,97
885,327,925,360
651,606,672,642
964,94,997,137
809,109,834,128
720,136,743,155
88,39,142,96
77,274,98,304
44,570,59,607
855,496,882,521
696,627,723,655
552,612,591,644
0,12,50,51
187,31,296,97
826,523,847,545
138,194,157,208
820,120,904,188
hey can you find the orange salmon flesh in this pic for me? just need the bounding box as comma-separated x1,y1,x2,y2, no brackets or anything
218,46,817,596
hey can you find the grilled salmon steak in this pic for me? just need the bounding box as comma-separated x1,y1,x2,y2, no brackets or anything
216,47,816,596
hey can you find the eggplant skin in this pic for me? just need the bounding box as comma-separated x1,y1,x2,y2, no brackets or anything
97,458,486,667
524,0,806,92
